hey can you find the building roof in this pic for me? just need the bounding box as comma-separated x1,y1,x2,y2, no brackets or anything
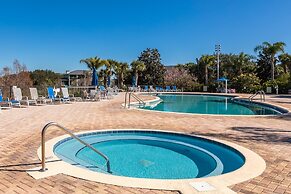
67,70,88,75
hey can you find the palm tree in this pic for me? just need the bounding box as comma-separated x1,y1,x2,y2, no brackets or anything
80,56,108,70
196,55,215,85
254,42,286,80
80,56,109,86
235,52,255,75
105,59,118,87
113,62,128,88
278,53,291,74
131,60,145,86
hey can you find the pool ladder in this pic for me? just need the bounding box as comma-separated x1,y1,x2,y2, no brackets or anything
124,92,146,108
248,90,266,102
40,122,111,173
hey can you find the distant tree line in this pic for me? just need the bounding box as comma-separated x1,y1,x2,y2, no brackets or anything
1,41,291,96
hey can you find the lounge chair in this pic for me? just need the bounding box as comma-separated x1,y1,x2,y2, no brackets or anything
144,85,149,92
99,86,107,99
0,89,12,109
165,86,171,92
61,87,82,102
107,87,114,99
112,86,119,95
89,90,100,101
149,86,156,92
30,88,52,104
156,86,164,92
172,86,177,92
13,87,37,106
47,87,62,103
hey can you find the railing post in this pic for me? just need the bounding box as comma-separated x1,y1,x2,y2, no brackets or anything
128,93,131,108
124,91,128,108
40,122,111,173
40,122,55,171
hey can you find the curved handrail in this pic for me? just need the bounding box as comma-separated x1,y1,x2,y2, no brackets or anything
40,122,111,173
249,90,265,102
124,92,145,108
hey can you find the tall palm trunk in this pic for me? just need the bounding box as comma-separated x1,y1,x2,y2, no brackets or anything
271,55,275,81
205,65,208,85
120,73,124,88
135,71,139,86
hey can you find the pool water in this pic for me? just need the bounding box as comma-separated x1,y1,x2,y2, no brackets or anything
141,95,281,115
54,130,245,179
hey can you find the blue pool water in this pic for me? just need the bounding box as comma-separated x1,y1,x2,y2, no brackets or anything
141,94,282,115
54,130,245,179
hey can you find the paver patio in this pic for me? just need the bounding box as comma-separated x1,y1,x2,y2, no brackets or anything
0,93,290,194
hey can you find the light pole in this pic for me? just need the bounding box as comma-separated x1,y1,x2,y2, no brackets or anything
215,44,221,80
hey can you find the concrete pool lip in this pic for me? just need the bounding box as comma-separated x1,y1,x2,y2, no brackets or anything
128,92,290,117
28,129,266,194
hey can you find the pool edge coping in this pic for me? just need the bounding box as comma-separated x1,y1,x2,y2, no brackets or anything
28,128,266,194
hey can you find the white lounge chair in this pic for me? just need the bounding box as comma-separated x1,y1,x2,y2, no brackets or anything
89,89,100,101
13,87,36,106
61,87,82,102
30,88,52,104
60,88,71,103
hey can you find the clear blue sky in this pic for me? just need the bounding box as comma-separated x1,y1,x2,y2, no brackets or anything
1,0,291,73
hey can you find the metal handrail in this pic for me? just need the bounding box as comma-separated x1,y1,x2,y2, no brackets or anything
131,93,145,104
40,122,111,173
249,90,265,102
124,92,145,108
129,93,145,108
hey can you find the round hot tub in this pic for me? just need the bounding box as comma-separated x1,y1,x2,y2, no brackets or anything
54,130,245,179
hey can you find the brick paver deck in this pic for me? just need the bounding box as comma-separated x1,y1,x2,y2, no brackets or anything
0,93,290,194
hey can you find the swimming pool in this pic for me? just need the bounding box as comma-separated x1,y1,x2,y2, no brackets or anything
54,130,245,179
140,94,285,115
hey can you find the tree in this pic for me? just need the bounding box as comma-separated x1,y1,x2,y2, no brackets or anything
231,73,261,93
113,62,128,88
220,53,256,79
278,53,291,74
80,56,109,70
130,60,145,86
138,48,165,85
196,55,216,85
30,70,61,86
164,67,199,91
13,59,27,74
1,66,11,76
254,42,286,80
104,59,117,87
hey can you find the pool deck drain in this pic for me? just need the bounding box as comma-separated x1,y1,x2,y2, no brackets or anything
190,182,216,191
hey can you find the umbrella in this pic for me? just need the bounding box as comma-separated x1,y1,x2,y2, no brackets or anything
107,76,111,87
91,67,98,86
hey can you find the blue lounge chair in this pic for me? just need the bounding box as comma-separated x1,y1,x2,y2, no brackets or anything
144,86,149,92
99,86,107,99
165,86,171,92
47,87,62,102
0,89,14,109
172,86,177,92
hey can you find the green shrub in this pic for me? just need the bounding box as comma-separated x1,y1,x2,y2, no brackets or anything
231,73,262,93
263,73,291,93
